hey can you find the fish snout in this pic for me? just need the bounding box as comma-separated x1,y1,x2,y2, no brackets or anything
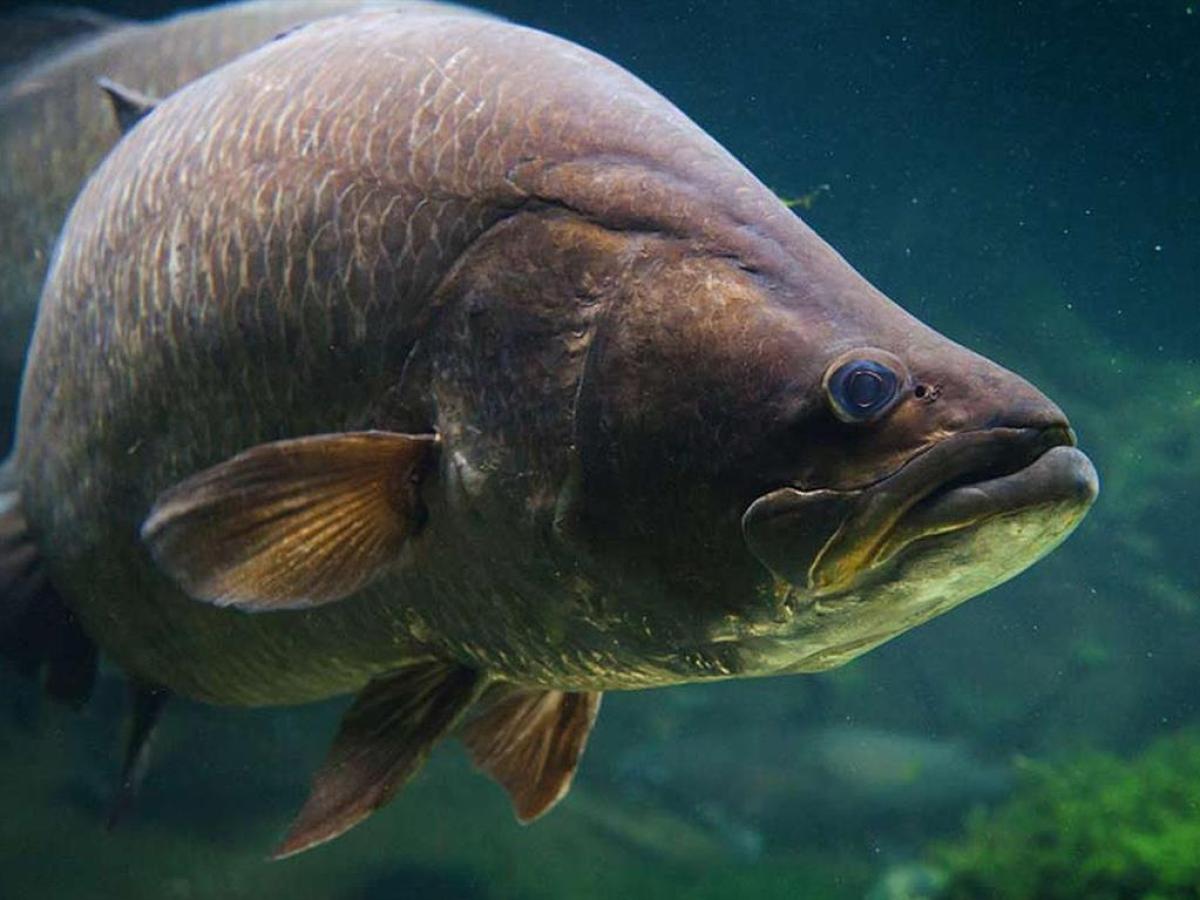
976,386,1071,438
915,343,1070,439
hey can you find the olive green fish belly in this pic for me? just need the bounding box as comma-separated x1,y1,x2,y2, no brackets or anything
62,546,431,706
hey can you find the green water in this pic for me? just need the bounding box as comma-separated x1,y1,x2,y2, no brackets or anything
1,1,1197,898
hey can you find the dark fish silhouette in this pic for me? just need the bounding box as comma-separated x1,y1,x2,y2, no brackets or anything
0,9,1097,857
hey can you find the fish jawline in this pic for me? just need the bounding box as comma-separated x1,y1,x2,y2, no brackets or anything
869,443,1097,569
806,425,1081,595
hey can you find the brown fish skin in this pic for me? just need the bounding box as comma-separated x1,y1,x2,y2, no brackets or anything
0,0,485,453
14,11,1094,713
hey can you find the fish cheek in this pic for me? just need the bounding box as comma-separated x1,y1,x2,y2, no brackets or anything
569,261,808,615
741,488,860,591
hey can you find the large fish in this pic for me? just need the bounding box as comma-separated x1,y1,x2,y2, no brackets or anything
0,10,1097,857
0,0,482,454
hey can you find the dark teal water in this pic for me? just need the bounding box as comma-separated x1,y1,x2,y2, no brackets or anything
1,2,1196,898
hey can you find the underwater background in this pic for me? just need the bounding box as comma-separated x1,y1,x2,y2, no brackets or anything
0,1,1196,897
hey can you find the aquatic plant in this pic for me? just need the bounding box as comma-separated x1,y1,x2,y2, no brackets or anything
932,728,1200,899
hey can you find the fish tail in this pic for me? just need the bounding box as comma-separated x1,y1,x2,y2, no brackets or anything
0,485,96,706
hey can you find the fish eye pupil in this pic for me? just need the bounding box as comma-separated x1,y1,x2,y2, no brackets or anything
847,369,884,408
827,358,900,422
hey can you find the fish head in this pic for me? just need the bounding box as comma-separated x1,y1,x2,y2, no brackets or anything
568,232,1098,674
426,201,1095,681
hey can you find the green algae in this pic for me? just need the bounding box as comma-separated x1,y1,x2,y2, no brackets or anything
932,729,1200,899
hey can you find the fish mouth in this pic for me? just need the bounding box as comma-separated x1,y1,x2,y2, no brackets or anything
742,425,1098,596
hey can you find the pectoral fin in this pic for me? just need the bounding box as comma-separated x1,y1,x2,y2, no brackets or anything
142,431,438,611
463,688,601,822
273,659,484,859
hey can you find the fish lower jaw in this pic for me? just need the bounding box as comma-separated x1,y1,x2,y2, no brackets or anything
807,434,1095,595
730,448,1098,676
868,443,1097,573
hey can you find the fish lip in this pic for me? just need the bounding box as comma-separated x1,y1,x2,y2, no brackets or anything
871,442,1098,572
743,424,1096,596
810,424,1087,591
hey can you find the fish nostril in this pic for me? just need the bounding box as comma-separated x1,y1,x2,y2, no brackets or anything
913,383,940,402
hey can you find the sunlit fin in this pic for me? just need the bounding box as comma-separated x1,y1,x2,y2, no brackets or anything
141,431,439,612
96,77,158,133
106,681,170,830
463,687,601,822
0,489,96,706
272,660,484,860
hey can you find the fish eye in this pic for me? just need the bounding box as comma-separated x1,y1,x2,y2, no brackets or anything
825,355,903,423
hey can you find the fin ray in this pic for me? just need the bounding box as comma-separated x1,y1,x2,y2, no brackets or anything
273,659,484,859
463,688,601,822
142,431,438,611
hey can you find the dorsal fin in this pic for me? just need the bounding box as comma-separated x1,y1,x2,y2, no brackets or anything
96,77,158,134
462,687,601,822
142,431,439,612
273,659,485,859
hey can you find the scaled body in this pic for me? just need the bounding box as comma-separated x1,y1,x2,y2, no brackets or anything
5,9,1096,853
0,0,476,451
